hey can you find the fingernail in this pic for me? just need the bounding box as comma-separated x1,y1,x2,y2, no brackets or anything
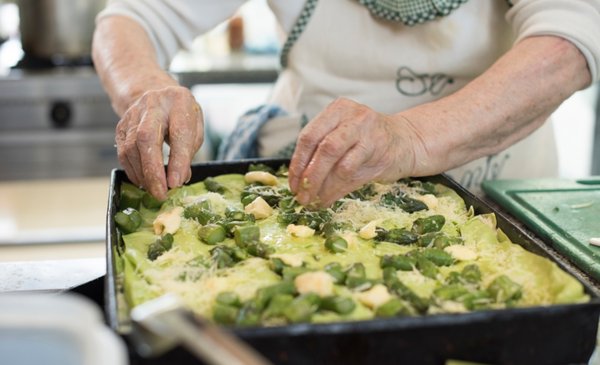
296,191,308,206
152,184,166,201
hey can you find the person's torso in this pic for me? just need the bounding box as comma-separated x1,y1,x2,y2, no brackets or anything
273,0,514,117
266,0,558,191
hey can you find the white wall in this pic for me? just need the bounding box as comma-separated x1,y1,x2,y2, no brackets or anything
552,84,599,178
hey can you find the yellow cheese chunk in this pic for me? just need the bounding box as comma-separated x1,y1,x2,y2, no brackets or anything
286,224,315,238
153,207,183,235
355,284,392,309
358,220,380,240
244,197,273,219
244,171,278,186
270,253,304,267
294,271,334,297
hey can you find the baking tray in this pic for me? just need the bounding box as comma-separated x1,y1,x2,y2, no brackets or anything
106,158,600,365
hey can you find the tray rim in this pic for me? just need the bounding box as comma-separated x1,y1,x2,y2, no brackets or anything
105,158,600,336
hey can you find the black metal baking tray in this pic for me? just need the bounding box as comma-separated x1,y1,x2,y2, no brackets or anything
106,158,600,365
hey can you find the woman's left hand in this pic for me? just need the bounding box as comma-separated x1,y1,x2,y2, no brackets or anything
288,97,428,207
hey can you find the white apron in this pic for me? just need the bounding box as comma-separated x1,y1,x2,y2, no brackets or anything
260,0,559,193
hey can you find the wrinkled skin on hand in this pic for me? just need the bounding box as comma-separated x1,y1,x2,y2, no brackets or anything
115,86,203,200
289,97,426,207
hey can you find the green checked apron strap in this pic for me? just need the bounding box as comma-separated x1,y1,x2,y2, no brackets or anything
280,0,473,68
358,0,468,25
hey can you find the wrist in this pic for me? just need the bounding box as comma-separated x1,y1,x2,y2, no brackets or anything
391,108,441,178
115,72,179,115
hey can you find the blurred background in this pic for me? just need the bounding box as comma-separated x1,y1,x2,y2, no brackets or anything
0,0,598,259
0,4,598,362
0,0,281,182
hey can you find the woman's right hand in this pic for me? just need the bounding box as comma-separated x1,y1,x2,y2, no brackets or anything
115,85,204,201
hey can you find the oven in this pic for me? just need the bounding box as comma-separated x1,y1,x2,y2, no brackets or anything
0,66,120,180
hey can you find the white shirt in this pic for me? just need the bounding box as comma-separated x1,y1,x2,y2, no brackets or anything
98,0,600,82
98,0,600,190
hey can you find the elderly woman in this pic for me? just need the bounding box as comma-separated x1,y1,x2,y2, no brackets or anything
93,0,600,206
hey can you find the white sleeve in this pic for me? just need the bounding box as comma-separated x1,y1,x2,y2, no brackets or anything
96,0,246,68
506,0,600,83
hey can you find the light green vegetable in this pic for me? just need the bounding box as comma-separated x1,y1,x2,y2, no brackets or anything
283,293,321,323
321,296,356,315
198,224,226,245
115,168,589,328
324,235,348,253
115,208,142,234
412,215,445,234
141,192,163,210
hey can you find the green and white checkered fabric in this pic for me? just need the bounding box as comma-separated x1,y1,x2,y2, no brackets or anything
358,0,468,25
280,0,319,68
279,0,477,68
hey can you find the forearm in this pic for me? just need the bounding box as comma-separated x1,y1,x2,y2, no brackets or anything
403,35,592,176
92,16,178,116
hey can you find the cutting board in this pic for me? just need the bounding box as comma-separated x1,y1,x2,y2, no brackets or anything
482,177,600,282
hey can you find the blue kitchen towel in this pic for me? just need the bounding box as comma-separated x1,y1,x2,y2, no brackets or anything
216,104,288,160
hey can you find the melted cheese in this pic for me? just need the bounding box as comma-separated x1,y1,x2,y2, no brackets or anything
119,173,589,325
445,245,478,261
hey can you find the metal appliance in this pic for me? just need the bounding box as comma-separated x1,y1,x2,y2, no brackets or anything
0,67,120,180
18,0,106,62
0,0,119,181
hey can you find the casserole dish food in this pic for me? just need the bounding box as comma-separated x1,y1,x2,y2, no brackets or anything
106,158,600,365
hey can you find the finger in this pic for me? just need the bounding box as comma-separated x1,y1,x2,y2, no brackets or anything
117,145,140,186
317,142,376,207
289,99,351,193
317,119,408,207
137,109,168,200
184,167,192,184
166,101,204,188
116,121,138,185
295,122,360,206
116,114,143,186
125,150,144,187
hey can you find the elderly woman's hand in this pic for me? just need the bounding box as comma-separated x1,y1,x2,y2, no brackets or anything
115,85,204,201
288,98,429,207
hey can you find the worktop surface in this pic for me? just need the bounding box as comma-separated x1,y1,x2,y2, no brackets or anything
0,177,108,292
